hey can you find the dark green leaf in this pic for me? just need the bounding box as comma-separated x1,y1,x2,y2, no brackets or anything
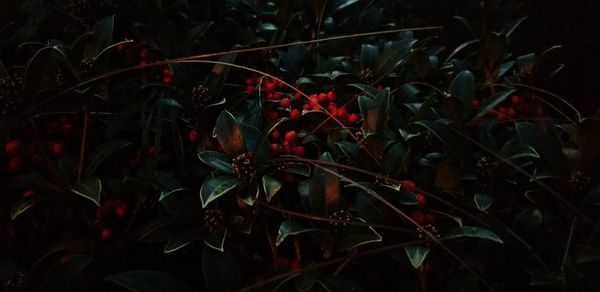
298,152,341,214
262,175,282,202
70,177,102,206
360,44,378,70
105,270,194,292
207,53,237,98
198,151,234,174
200,176,242,208
90,15,115,57
205,225,227,252
443,226,503,244
202,246,242,291
215,110,246,156
516,122,569,176
449,70,475,110
404,245,431,268
85,141,131,177
164,229,202,253
382,142,410,178
182,22,213,54
474,192,493,212
8,174,60,192
416,120,473,162
373,40,416,80
337,218,382,252
276,221,321,246
10,195,50,220
578,118,600,171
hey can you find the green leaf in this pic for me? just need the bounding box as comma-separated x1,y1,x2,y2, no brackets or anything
281,162,311,177
199,176,242,208
70,177,102,206
360,44,378,70
373,39,416,80
298,153,341,214
276,221,321,246
104,270,194,292
10,195,50,220
474,192,493,212
198,151,234,174
182,22,213,54
85,140,131,177
404,245,431,269
382,142,410,178
449,70,475,111
416,120,473,162
155,171,188,201
262,175,283,202
202,246,242,291
164,229,202,254
89,15,115,57
516,122,569,177
23,46,54,102
443,226,503,244
359,88,390,134
215,110,246,157
337,218,382,252
205,225,228,252
207,53,237,98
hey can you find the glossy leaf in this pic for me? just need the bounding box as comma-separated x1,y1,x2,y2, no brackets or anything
164,229,202,254
205,225,228,252
449,70,475,110
298,152,341,214
262,175,282,202
10,195,50,220
198,151,234,174
215,110,246,157
443,226,503,244
373,40,416,80
199,176,242,208
276,221,321,246
404,245,431,269
85,140,131,177
105,270,194,292
70,177,102,206
337,218,382,252
474,192,493,212
89,15,115,57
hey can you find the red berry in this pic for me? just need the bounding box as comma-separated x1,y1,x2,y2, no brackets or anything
290,109,300,120
61,123,74,135
163,68,173,76
116,44,126,51
498,107,507,114
23,190,36,198
138,61,147,67
270,143,282,153
511,95,522,105
245,77,254,85
268,111,279,120
266,93,275,100
506,107,516,117
139,49,147,59
347,113,360,124
335,108,348,119
100,228,112,240
188,130,198,143
265,82,276,92
302,104,310,111
246,86,255,94
290,259,301,270
284,174,296,184
49,142,65,156
416,193,426,207
410,210,427,225
255,77,263,85
8,158,22,172
273,92,282,99
271,130,280,140
472,99,480,107
294,92,303,99
326,91,336,101
284,131,297,142
400,180,417,191
280,98,291,107
291,145,305,157
162,75,173,84
148,146,158,156
497,113,506,121
317,93,328,104
115,205,128,218
327,102,337,112
275,79,285,89
4,140,21,157
275,256,291,269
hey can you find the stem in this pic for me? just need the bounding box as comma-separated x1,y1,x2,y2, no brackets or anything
76,111,89,183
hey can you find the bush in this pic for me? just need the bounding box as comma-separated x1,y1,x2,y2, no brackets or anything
1,1,599,291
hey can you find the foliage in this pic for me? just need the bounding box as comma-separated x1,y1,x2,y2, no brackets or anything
1,1,599,291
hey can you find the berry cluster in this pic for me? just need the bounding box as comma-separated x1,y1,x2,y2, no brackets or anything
95,199,129,240
329,208,353,233
232,152,254,180
401,179,435,225
269,130,306,157
203,208,224,232
3,138,66,173
274,256,301,271
115,40,174,85
472,94,525,122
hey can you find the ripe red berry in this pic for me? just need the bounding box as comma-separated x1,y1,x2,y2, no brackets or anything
267,111,279,120
162,75,173,84
188,130,198,143
302,104,310,111
284,174,296,184
163,68,173,76
273,92,282,99
347,113,360,124
498,107,507,114
275,256,291,269
23,190,36,198
335,108,348,119
415,193,426,207
506,107,516,117
116,44,126,51
4,140,21,157
139,49,147,59
290,259,301,270
148,146,158,156
510,95,522,105
100,228,113,240
280,98,291,107
275,79,285,89
61,123,74,135
8,158,22,172
472,99,480,107
291,145,305,157
317,93,328,104
497,113,506,121
289,109,300,120
327,102,337,112
138,60,147,67
270,143,282,153
265,82,276,92
245,86,255,94
115,205,128,218
400,180,417,191
245,77,254,85
326,91,336,101
271,130,280,140
49,142,65,156
410,210,427,225
294,92,303,99
284,131,297,142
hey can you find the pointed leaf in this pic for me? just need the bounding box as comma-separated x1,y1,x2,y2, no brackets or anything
164,229,202,254
70,177,102,206
469,90,515,123
85,141,132,177
10,195,51,220
474,192,493,212
337,218,382,252
198,151,234,174
276,221,321,246
200,176,242,208
262,175,283,202
449,70,475,110
404,245,431,269
204,225,227,252
443,226,503,244
215,110,246,156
